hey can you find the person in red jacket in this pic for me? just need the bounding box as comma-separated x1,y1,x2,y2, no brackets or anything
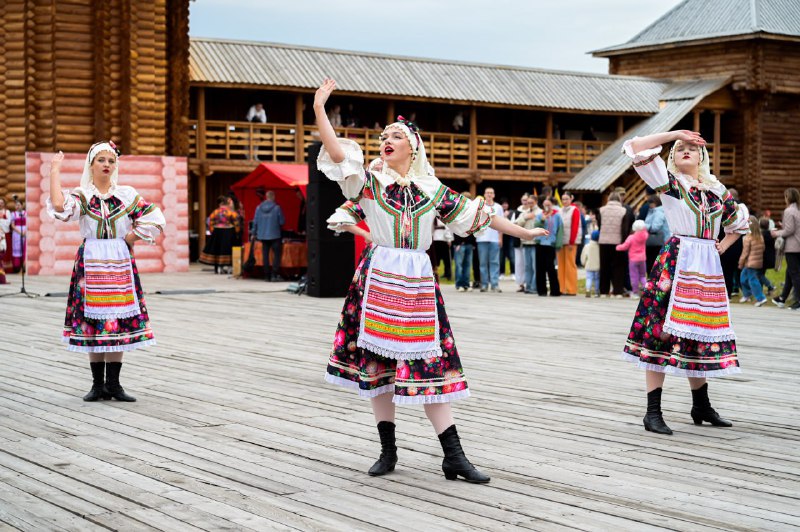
617,219,649,297
557,192,583,295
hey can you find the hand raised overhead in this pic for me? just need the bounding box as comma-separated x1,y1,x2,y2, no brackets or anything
314,78,337,109
673,130,706,146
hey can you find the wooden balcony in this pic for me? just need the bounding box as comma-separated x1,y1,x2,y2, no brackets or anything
188,120,736,183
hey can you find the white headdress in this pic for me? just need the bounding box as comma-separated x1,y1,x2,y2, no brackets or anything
80,141,120,194
381,117,434,185
667,141,722,191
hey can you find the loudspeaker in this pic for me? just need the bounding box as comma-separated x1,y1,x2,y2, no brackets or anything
306,238,355,298
306,141,351,242
305,142,357,298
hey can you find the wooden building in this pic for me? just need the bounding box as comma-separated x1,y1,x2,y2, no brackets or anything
0,0,190,201
567,0,800,213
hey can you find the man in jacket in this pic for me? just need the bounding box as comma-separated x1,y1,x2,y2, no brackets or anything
252,190,285,281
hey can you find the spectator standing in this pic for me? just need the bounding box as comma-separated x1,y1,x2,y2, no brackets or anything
452,111,464,132
252,190,286,282
557,192,582,295
534,196,563,296
738,215,768,306
200,195,242,274
246,103,267,123
598,191,628,296
0,197,10,277
474,187,503,292
758,217,776,293
10,197,26,273
581,230,601,297
644,195,670,272
512,194,529,291
616,220,649,297
500,197,516,281
452,192,475,292
719,188,745,296
515,193,542,293
771,187,800,309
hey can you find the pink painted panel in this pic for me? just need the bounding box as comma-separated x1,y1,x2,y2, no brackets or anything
26,152,190,275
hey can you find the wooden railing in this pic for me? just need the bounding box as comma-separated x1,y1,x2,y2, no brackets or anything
188,121,736,179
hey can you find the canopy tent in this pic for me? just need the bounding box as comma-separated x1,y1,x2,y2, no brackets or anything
231,163,308,239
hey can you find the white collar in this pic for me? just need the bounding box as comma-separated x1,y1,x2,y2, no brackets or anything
382,165,414,187
88,182,117,200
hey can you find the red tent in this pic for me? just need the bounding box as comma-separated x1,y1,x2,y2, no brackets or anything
231,163,308,239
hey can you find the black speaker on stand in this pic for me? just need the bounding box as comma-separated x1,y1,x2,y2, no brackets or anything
306,142,356,298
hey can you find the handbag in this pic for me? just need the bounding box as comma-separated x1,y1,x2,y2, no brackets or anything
242,241,256,272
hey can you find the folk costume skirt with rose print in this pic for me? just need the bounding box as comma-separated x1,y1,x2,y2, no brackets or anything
62,240,156,352
325,245,470,404
622,236,741,377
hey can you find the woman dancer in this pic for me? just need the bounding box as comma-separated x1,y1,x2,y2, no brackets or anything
315,79,546,482
48,142,165,402
10,197,26,273
622,130,749,435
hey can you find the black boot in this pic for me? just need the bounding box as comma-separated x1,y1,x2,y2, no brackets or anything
83,362,108,401
691,383,732,427
368,421,398,476
643,388,673,435
438,425,490,483
105,362,137,402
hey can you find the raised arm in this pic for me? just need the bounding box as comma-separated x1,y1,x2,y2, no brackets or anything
49,151,66,212
489,215,548,241
628,130,705,154
313,79,345,163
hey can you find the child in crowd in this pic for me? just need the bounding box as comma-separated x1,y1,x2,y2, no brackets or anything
739,215,768,306
616,219,648,297
581,230,601,297
759,217,776,294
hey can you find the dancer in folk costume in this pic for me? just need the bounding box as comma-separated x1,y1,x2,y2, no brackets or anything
10,197,26,273
48,142,166,402
622,131,749,435
315,79,547,483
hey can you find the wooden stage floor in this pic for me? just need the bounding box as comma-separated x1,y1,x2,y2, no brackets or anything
1,268,798,530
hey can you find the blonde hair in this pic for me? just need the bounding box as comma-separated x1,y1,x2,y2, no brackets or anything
748,215,763,243
632,220,647,232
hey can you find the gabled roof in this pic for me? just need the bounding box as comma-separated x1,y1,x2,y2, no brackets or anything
564,78,729,192
593,0,800,56
189,38,671,113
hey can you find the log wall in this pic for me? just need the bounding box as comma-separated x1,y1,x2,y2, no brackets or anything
0,0,190,203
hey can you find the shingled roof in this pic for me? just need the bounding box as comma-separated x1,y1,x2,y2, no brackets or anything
593,0,800,56
564,77,729,192
189,38,672,113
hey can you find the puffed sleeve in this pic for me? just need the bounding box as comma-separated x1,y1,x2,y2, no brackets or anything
622,138,669,193
129,195,166,244
327,200,365,232
46,190,83,222
432,184,494,237
721,192,750,235
316,138,366,200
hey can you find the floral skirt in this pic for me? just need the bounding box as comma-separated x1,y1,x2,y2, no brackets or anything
622,237,741,377
199,227,237,266
62,242,156,353
325,246,470,404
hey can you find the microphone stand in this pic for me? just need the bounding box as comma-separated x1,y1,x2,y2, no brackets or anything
0,224,39,299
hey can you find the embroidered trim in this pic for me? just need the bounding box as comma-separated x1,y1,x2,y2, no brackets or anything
63,338,156,353
633,153,659,167
620,352,741,378
392,388,470,404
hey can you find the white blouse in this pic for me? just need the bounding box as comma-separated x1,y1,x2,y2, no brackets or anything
623,139,749,239
46,185,166,243
318,139,493,250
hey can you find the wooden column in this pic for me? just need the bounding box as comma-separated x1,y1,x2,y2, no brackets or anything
713,110,722,176
197,86,207,159
545,112,553,174
616,116,624,138
693,110,701,132
295,93,305,162
469,179,477,198
198,165,208,250
386,102,395,125
469,106,478,170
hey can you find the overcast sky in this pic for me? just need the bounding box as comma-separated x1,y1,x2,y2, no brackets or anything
189,0,684,74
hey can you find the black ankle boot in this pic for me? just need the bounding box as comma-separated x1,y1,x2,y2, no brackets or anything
643,388,673,435
368,421,398,476
438,425,490,483
83,362,107,401
105,362,137,402
691,383,732,427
